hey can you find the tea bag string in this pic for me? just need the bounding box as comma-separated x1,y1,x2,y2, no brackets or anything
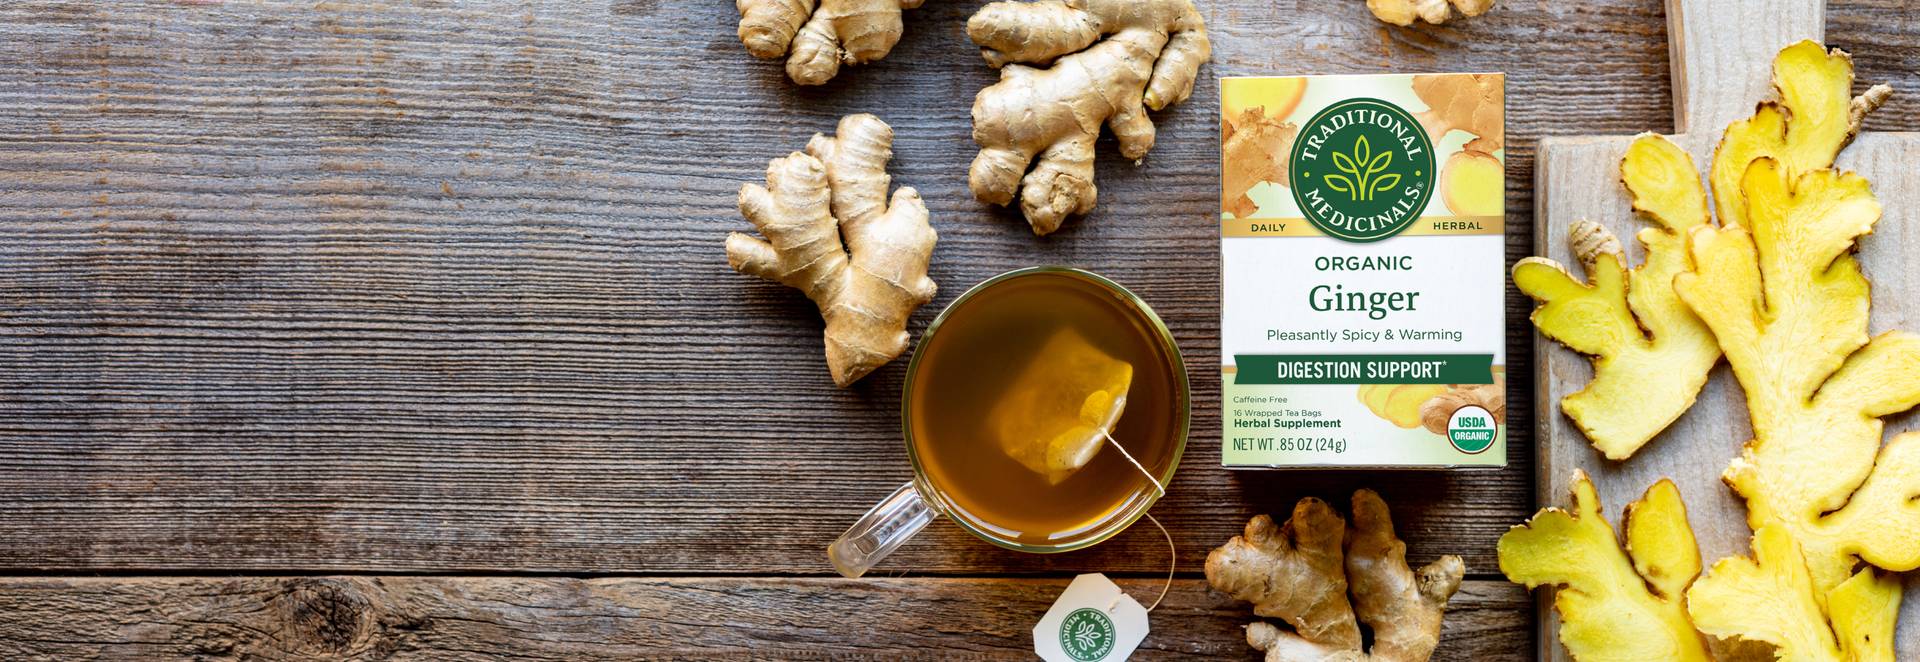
1100,430,1175,613
1099,430,1165,499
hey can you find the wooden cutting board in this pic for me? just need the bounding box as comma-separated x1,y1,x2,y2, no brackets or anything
1532,0,1920,658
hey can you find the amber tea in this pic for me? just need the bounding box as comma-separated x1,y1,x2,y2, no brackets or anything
906,269,1186,547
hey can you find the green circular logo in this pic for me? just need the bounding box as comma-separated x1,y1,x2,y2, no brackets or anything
1058,607,1116,661
1288,97,1435,242
1446,404,1498,454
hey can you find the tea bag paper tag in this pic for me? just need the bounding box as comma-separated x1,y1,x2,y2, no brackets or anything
1034,573,1149,662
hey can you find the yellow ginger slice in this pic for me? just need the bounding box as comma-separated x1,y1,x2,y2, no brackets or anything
1676,157,1920,654
1513,133,1718,459
1439,149,1503,217
1357,384,1448,429
988,327,1133,484
1709,42,1891,230
1824,569,1903,662
1684,525,1904,662
1498,472,1711,662
1671,45,1915,658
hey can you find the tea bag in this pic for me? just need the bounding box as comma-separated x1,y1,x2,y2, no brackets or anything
990,327,1134,484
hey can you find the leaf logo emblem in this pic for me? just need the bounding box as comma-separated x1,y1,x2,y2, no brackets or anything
1073,621,1099,647
1324,135,1401,201
1057,607,1116,661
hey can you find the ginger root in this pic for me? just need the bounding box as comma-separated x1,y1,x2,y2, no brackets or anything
1411,74,1504,217
967,0,1210,235
1419,375,1505,436
726,114,937,386
1358,384,1448,429
1366,0,1494,26
1222,106,1299,219
1513,133,1721,460
1413,74,1502,154
736,0,924,85
1207,491,1464,662
1499,472,1712,661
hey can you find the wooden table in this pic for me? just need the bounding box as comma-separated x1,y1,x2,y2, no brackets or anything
0,1,1913,659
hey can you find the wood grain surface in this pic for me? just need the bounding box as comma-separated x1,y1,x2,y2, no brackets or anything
0,0,1916,658
0,576,1530,659
1535,0,1920,657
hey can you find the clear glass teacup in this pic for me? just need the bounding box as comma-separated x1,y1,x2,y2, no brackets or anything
829,267,1189,578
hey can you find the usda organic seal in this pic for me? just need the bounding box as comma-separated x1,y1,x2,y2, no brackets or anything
1446,404,1498,454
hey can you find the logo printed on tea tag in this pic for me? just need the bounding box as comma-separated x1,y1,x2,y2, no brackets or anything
1058,608,1115,660
1288,97,1435,243
1034,574,1149,662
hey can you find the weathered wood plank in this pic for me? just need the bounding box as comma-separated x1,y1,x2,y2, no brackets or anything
0,576,1530,661
0,0,1911,578
0,0,1529,575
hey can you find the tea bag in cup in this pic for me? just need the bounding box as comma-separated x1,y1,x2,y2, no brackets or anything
989,327,1133,484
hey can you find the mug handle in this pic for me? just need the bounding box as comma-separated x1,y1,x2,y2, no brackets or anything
828,482,940,578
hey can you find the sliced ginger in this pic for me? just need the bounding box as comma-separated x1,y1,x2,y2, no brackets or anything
1498,472,1712,662
1504,41,1916,662
988,327,1133,484
1513,133,1719,460
1517,43,1890,463
967,0,1210,235
1680,157,1920,588
1438,150,1503,216
1677,163,1920,661
1412,74,1504,217
1357,384,1448,429
1823,567,1903,662
1685,525,1876,662
1223,77,1306,126
1708,43,1891,230
736,0,924,85
726,114,938,386
1207,490,1464,662
1668,43,1918,660
1366,0,1494,26
1222,106,1299,219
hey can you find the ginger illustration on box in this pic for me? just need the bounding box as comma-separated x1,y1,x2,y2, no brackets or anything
1220,72,1507,468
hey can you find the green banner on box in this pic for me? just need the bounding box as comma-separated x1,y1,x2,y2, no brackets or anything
1232,354,1494,385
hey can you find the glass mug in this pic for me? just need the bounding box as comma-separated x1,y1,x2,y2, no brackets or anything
829,267,1190,578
